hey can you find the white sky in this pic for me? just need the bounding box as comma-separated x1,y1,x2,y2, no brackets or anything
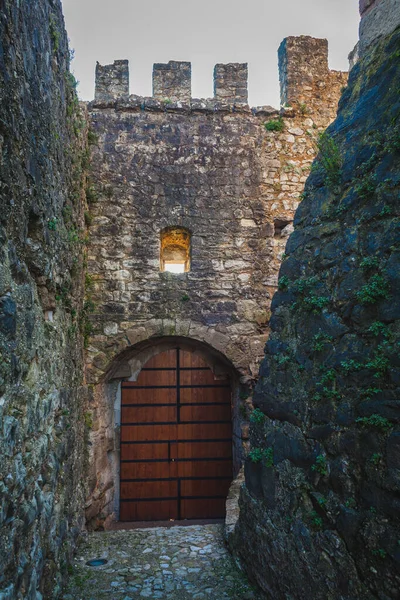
61,0,360,107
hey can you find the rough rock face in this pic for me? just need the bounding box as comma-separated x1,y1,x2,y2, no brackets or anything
232,26,400,600
0,1,88,598
359,0,400,52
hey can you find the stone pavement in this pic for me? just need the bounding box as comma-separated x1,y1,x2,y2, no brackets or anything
63,524,260,600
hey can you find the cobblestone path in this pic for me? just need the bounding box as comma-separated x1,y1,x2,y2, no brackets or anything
63,524,260,600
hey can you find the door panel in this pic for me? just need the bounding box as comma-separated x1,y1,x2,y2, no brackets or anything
120,480,177,499
122,387,176,406
120,442,170,461
180,405,231,423
176,460,232,478
120,500,178,521
128,369,177,387
181,498,226,520
120,348,233,521
180,479,231,497
175,441,232,459
180,387,231,404
121,406,177,424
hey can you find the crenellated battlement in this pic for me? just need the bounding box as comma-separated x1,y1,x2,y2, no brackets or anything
93,36,347,109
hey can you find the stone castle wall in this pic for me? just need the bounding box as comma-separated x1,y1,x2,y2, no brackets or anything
0,1,88,598
83,38,347,527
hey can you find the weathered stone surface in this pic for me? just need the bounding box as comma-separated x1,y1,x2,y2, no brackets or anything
279,36,347,116
153,61,191,103
95,60,129,102
0,1,88,597
86,43,345,385
63,524,260,599
214,63,248,104
359,0,400,52
232,25,400,600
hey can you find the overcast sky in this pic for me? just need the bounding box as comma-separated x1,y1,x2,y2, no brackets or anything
61,0,360,108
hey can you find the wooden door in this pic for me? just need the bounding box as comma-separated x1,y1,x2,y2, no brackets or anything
120,348,232,521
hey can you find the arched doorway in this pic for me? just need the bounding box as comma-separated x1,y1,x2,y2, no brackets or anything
119,346,233,521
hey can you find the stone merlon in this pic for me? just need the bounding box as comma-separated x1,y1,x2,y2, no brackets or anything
278,36,347,109
214,63,248,104
95,59,129,102
153,61,192,102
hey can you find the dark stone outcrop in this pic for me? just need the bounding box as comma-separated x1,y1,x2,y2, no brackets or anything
0,1,88,598
232,26,400,600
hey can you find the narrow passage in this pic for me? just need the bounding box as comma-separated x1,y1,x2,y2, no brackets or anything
63,524,259,600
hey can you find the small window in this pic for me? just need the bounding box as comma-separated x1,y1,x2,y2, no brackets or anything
160,226,191,273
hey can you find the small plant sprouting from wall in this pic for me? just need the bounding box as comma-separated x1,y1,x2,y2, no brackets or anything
370,453,382,466
372,548,387,559
291,276,330,314
312,332,333,352
356,274,390,305
249,446,274,467
312,454,328,476
356,414,393,432
84,411,94,429
87,129,99,146
49,16,60,54
298,102,309,116
278,276,290,290
250,408,266,424
264,118,285,132
360,256,379,271
309,510,323,529
313,131,342,189
354,172,377,200
84,211,93,228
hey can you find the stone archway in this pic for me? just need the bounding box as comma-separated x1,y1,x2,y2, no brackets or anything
85,336,248,530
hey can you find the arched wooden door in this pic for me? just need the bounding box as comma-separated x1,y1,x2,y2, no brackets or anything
119,348,233,521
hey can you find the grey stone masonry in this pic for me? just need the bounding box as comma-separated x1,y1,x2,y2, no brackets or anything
214,63,248,104
153,61,191,102
359,0,400,52
95,59,129,102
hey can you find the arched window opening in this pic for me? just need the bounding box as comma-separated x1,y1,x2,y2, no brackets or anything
160,226,191,273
